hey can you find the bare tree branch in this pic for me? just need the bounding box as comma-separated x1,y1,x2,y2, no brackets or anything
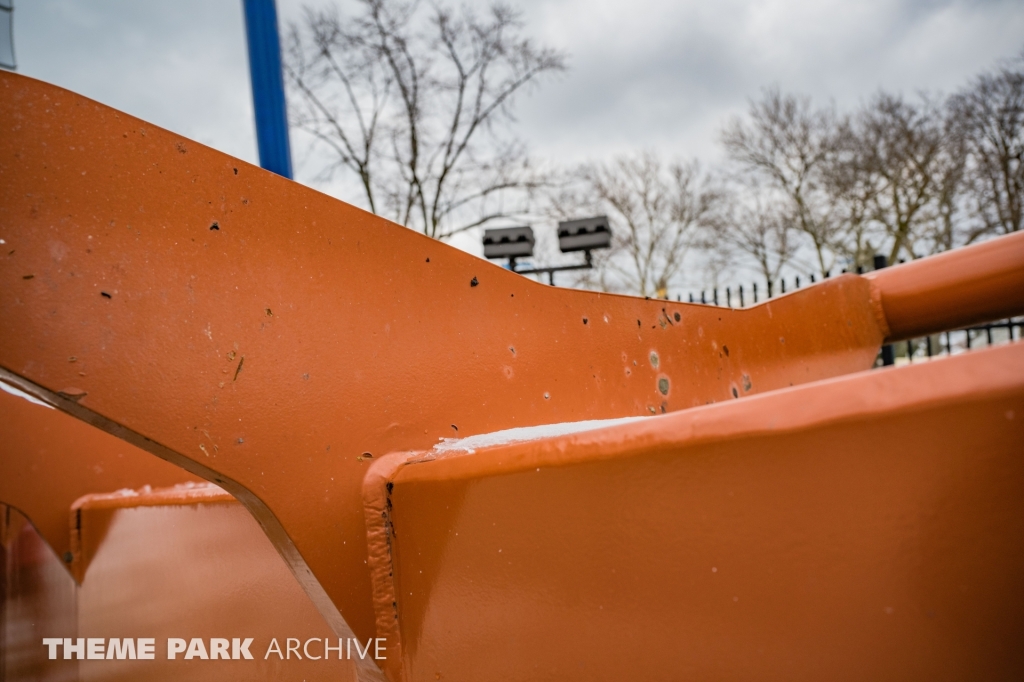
285,0,567,240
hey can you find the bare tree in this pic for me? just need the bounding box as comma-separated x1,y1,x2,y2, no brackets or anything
712,189,799,289
552,152,719,297
285,0,567,239
822,119,883,269
721,88,843,276
285,6,391,213
949,54,1024,239
853,92,966,263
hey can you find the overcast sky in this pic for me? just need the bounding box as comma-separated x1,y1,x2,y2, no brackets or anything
9,0,1024,262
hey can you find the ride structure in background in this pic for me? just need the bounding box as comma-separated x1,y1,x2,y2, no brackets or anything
2,71,1024,681
242,0,292,179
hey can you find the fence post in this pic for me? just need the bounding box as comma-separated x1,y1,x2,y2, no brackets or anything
726,287,731,308
739,285,745,307
713,288,719,306
873,254,895,366
753,283,758,303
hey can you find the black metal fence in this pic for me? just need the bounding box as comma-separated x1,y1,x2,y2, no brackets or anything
874,319,1023,367
678,276,1022,367
683,271,848,308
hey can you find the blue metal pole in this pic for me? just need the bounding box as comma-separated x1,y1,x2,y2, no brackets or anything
242,0,292,179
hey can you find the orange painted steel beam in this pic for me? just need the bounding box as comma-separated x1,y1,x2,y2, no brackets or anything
3,70,1024,680
368,343,1024,681
865,230,1024,342
1,504,77,681
0,72,887,651
70,484,357,681
0,387,201,573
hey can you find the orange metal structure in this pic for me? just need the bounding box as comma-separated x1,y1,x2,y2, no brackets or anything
2,487,357,681
2,71,1024,680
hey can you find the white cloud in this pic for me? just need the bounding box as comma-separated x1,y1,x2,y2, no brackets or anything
9,0,1023,255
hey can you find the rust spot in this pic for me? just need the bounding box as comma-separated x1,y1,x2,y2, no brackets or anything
731,386,739,398
100,291,112,299
470,276,479,287
658,377,670,395
233,168,238,175
362,452,374,459
22,274,33,280
583,317,588,325
265,308,273,316
233,356,245,381
674,312,681,322
426,257,430,263
451,424,458,432
649,352,659,368
723,345,730,356
68,356,77,363
742,374,752,391
210,222,219,231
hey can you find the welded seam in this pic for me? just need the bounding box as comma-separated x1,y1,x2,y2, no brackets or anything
361,452,413,682
863,275,893,344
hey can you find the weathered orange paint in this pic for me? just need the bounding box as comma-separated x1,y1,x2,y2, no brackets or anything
0,387,200,572
1,71,902,649
371,343,1024,681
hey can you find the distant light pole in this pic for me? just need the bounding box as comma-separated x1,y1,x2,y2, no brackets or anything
482,217,612,286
